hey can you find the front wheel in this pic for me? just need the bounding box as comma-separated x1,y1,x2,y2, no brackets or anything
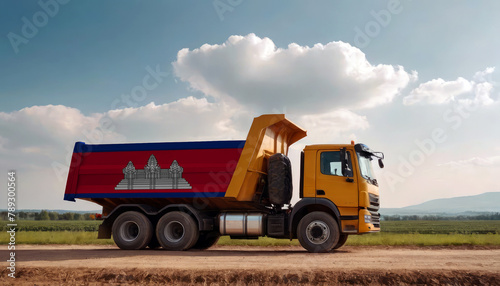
333,234,348,250
297,211,339,253
156,211,199,251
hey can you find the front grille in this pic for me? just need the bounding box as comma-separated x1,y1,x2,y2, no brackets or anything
369,211,380,228
368,193,379,210
368,193,380,228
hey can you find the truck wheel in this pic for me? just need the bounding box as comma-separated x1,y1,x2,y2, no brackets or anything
192,231,220,250
333,234,348,250
112,211,153,250
156,211,199,251
297,211,339,253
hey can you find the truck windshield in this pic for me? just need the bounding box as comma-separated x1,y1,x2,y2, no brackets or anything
357,153,377,185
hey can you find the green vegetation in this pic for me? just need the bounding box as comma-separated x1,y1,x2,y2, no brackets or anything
0,220,101,232
0,210,99,221
381,220,500,234
1,220,499,246
383,213,500,221
345,233,500,246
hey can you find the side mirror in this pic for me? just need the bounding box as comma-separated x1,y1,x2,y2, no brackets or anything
339,148,351,176
378,159,384,168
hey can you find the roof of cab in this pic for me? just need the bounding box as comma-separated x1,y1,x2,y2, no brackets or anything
304,144,354,150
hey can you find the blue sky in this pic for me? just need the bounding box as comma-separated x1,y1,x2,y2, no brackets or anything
1,0,499,210
3,1,499,113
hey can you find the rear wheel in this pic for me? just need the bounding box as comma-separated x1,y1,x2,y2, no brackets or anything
297,211,339,253
192,231,220,250
333,234,348,250
156,211,199,251
112,211,153,250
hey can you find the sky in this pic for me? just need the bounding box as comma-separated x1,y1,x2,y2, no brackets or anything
1,0,499,211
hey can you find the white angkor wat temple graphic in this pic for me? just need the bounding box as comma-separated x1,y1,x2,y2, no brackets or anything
115,154,192,190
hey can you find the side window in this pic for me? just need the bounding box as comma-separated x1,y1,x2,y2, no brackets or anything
320,151,353,177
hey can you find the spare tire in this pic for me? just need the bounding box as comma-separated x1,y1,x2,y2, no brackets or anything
267,153,292,206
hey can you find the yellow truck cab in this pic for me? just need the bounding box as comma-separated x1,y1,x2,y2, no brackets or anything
65,114,384,253
301,144,382,237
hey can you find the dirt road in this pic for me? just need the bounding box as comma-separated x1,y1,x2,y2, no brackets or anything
2,245,500,285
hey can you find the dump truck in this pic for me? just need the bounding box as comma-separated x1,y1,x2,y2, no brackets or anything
64,114,384,253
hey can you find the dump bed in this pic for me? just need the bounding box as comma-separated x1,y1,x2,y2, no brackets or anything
64,114,306,213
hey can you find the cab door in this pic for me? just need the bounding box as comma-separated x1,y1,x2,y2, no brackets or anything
315,150,358,207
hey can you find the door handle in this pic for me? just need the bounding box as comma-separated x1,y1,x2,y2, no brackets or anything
316,190,325,196
345,178,354,183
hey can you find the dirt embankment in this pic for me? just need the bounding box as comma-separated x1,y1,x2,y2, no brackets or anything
2,245,499,285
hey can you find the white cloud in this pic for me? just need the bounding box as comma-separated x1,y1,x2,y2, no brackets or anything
403,67,496,106
173,33,413,114
462,82,494,106
439,156,500,168
0,105,124,177
0,105,116,152
404,77,473,105
0,97,251,163
0,97,247,156
298,109,369,142
105,97,247,142
473,67,495,82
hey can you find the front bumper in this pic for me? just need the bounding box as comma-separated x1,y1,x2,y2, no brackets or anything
358,208,380,233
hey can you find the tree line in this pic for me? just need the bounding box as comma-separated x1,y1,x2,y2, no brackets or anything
0,210,100,221
382,213,500,221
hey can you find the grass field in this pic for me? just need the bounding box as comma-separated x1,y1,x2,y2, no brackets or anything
1,220,499,246
381,220,500,234
0,220,100,232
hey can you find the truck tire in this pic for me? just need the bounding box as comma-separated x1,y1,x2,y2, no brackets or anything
192,231,220,250
297,211,339,253
333,234,348,250
112,211,153,250
267,153,292,205
156,211,199,251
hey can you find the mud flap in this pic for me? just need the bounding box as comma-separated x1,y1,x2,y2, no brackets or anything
98,223,112,239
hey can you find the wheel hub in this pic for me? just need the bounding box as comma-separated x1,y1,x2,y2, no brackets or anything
305,220,330,244
120,221,140,242
165,221,185,243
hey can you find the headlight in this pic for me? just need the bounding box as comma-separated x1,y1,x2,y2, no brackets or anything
364,214,371,223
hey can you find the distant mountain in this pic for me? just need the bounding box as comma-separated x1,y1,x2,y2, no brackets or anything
381,192,500,216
